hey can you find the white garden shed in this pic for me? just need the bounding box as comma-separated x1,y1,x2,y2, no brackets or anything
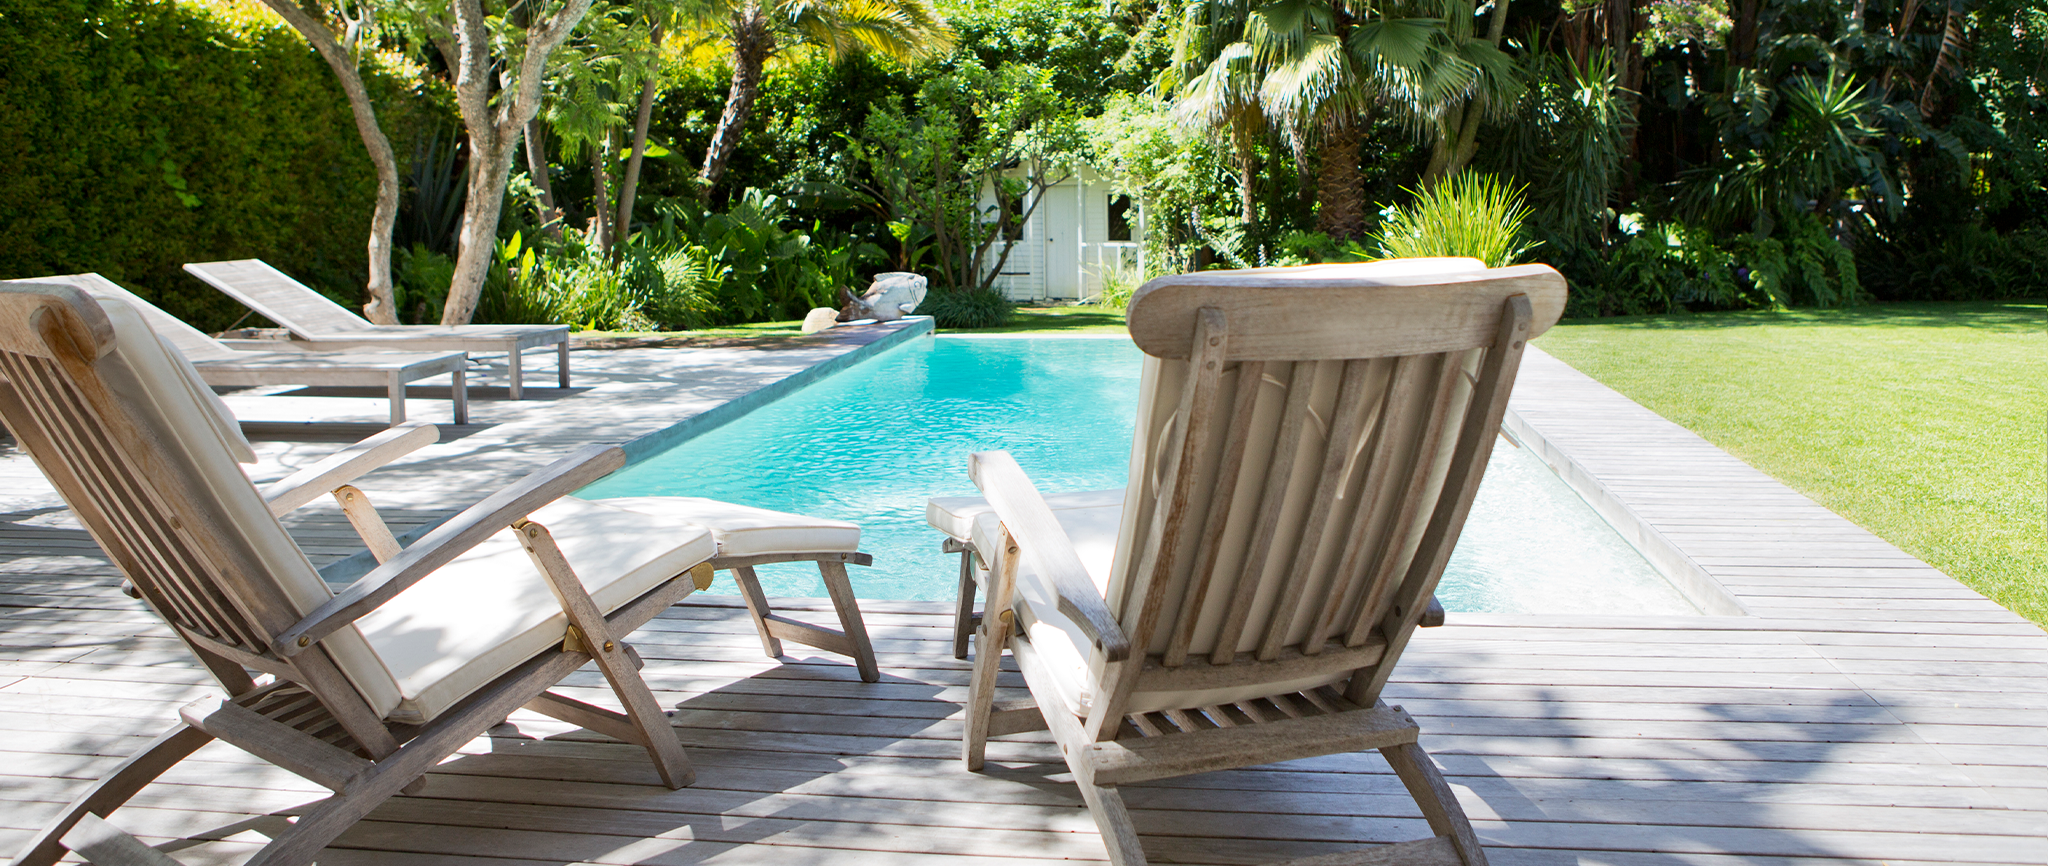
983,166,1144,303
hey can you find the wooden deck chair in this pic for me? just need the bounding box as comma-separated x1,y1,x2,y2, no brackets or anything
15,273,470,425
185,259,570,399
954,259,1567,866
0,281,867,866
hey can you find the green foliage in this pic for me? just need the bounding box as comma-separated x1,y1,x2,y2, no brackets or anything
1370,173,1538,267
1858,224,2048,301
392,243,456,324
1596,223,1744,316
1088,263,1141,310
915,288,1014,328
1731,215,1862,307
648,190,878,323
0,0,451,329
1085,94,1240,275
844,63,1086,292
475,190,878,331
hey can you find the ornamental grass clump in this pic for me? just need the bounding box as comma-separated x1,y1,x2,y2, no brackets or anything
1371,173,1538,268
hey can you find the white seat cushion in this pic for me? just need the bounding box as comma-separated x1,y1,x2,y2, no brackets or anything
928,488,1123,540
348,496,716,723
967,504,1120,717
594,496,860,557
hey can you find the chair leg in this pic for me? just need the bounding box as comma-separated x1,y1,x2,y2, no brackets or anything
450,368,468,425
518,522,694,788
1380,740,1489,866
951,548,977,660
12,724,214,866
387,375,406,426
817,560,880,683
558,340,571,388
1078,782,1149,866
961,610,1011,771
731,565,784,659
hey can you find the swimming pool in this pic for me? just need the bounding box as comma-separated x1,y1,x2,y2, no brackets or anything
579,335,1700,615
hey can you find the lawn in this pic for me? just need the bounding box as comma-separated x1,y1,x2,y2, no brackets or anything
1533,301,2047,624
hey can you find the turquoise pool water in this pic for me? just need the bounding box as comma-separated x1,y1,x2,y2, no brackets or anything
580,335,1699,615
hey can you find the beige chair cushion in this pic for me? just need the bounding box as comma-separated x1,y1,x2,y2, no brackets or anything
76,291,403,716
596,496,860,557
927,488,1124,540
350,496,716,723
966,504,1119,716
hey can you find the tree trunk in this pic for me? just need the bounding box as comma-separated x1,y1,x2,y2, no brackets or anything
590,135,614,254
1426,0,1511,184
1314,122,1364,240
615,25,662,255
256,0,402,324
1233,122,1258,226
442,0,595,325
698,2,773,198
525,117,563,240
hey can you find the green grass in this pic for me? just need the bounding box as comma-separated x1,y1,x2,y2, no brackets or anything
1533,301,2047,625
976,305,1131,334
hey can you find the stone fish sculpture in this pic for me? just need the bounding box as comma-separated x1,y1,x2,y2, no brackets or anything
801,272,930,334
842,272,927,322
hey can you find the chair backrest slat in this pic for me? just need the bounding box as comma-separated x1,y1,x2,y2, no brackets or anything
1158,359,1265,668
1254,357,1377,662
0,349,265,649
185,260,377,336
1090,260,1564,724
1201,358,1313,666
1312,354,1463,650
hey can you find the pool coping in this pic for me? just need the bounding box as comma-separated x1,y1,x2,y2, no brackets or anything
1502,399,1751,617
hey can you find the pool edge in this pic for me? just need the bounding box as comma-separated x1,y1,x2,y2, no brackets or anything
1502,405,1751,617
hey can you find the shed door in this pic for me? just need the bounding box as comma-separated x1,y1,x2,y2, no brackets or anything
1043,187,1080,300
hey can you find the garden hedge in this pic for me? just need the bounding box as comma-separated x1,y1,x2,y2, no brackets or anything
0,0,447,329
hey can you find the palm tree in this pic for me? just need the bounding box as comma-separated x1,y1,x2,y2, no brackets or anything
1162,6,1266,226
693,0,954,198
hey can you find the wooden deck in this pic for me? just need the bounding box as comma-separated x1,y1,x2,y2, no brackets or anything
2,336,2042,865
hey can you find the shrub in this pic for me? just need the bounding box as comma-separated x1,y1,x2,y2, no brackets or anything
1370,173,1539,267
0,0,452,329
917,289,1014,329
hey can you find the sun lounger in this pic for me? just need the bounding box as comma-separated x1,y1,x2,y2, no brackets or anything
11,274,470,425
944,258,1568,865
0,280,878,866
185,259,570,399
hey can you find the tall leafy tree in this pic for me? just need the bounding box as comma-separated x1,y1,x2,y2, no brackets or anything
408,0,597,325
255,0,404,323
691,0,955,198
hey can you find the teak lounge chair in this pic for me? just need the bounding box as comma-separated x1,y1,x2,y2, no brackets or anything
185,259,570,399
0,282,877,866
950,259,1567,866
13,273,471,425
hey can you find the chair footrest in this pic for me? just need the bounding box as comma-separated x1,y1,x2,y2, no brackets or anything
762,615,856,656
1081,703,1420,786
1268,835,1462,866
61,814,183,866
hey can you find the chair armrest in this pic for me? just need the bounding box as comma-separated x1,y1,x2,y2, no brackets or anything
273,443,627,658
969,450,1130,662
260,422,440,517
